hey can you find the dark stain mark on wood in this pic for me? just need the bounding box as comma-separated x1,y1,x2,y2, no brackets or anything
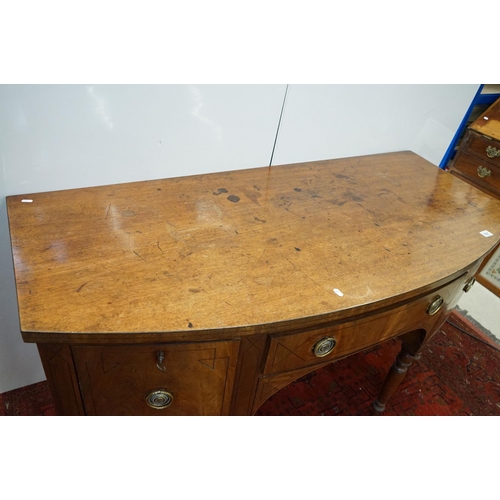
295,247,301,252
76,282,88,293
253,185,260,191
188,321,193,328
227,195,240,203
157,188,162,191
213,188,228,196
294,187,302,192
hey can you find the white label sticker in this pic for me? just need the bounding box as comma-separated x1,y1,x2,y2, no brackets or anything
21,199,33,203
333,288,344,297
480,230,493,237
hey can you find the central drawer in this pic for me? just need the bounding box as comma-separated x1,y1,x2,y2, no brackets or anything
263,274,469,375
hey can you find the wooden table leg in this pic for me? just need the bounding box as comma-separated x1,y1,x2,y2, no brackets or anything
373,329,427,413
373,348,417,413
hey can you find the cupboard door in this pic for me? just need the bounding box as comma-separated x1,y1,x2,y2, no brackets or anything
73,340,240,415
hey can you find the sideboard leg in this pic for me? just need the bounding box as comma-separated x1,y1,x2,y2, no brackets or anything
373,347,416,413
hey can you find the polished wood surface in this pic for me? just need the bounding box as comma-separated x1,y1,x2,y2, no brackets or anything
7,151,500,415
7,151,500,340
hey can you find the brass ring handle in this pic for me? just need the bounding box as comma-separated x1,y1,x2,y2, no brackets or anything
156,351,167,372
477,166,491,178
427,296,444,316
145,389,174,409
313,337,337,357
463,277,476,293
486,146,500,158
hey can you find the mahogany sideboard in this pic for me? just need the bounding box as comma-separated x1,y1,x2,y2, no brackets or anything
7,151,500,416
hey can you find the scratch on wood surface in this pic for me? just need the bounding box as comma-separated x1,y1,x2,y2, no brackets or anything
133,250,147,262
104,205,111,220
76,282,89,293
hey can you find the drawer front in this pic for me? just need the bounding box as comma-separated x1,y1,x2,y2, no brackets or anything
464,131,500,168
73,340,239,415
451,150,500,197
263,274,470,375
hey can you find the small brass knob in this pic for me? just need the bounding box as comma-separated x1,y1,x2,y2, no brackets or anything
427,296,444,316
477,166,491,178
145,389,173,409
463,277,476,293
313,337,337,357
486,146,500,158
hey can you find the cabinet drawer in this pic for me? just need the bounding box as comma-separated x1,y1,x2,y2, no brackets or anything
464,131,500,168
452,150,500,197
263,274,469,375
73,339,239,415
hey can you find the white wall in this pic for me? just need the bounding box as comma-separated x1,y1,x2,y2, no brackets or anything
273,84,478,167
0,84,479,393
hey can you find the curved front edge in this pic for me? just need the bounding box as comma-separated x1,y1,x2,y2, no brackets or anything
249,267,478,416
373,269,479,413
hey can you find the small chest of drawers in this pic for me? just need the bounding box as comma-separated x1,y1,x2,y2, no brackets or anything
449,97,500,297
450,98,500,200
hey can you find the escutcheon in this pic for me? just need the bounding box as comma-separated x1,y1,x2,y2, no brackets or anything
313,337,337,357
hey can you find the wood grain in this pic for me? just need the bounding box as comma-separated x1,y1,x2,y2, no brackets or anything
7,151,500,340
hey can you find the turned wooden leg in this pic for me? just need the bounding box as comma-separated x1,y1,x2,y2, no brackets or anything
373,347,420,413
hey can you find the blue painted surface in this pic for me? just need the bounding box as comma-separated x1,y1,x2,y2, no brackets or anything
440,85,500,169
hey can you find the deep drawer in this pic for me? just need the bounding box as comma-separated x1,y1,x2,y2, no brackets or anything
73,339,239,415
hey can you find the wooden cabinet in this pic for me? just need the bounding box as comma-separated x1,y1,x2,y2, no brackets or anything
450,97,500,199
450,130,500,198
449,98,500,296
7,152,500,415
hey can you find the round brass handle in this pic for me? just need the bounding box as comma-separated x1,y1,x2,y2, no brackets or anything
463,277,476,293
427,296,444,316
313,337,337,357
477,166,491,178
486,146,500,158
145,389,174,409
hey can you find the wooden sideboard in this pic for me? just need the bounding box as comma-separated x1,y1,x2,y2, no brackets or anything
7,151,500,415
